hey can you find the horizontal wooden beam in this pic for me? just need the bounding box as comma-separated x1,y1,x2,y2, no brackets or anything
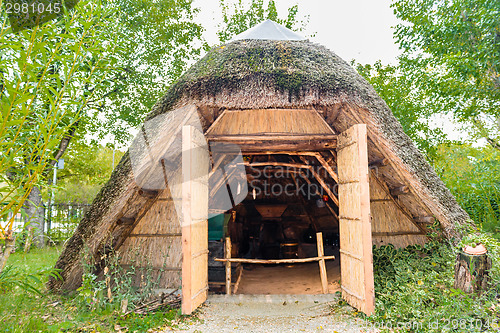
207,134,337,152
246,162,312,169
372,231,426,237
214,255,336,264
128,233,182,237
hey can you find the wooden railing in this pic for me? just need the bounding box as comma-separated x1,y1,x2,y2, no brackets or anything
215,232,334,295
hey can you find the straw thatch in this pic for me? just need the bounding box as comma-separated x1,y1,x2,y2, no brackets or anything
49,38,472,292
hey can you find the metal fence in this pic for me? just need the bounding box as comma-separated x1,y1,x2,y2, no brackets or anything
1,202,90,243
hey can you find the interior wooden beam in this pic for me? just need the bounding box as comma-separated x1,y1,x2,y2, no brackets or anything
246,162,312,169
313,152,339,183
299,156,340,207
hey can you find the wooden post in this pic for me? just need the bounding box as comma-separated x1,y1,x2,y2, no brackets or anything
316,232,329,294
225,237,232,295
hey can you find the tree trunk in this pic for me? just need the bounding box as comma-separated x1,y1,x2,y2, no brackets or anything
0,237,15,271
454,251,491,294
24,186,45,248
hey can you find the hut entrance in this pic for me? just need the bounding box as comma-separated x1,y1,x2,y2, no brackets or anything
202,118,375,314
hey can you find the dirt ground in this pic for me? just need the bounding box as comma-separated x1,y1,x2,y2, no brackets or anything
236,261,340,295
166,294,377,333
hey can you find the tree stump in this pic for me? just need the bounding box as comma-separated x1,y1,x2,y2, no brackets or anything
454,245,491,294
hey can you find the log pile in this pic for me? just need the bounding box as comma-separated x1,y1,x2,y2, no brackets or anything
123,290,181,316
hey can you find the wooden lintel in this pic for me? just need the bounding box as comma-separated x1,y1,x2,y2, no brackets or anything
390,186,410,196
207,134,337,152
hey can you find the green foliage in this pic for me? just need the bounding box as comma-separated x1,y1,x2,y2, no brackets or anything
53,142,124,203
370,238,500,332
392,0,500,146
355,61,450,162
434,143,500,235
0,246,182,332
0,0,121,236
0,264,60,294
87,0,205,145
217,0,309,43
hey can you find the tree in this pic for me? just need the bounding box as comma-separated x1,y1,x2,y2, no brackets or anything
0,0,120,265
52,141,124,204
83,0,205,145
392,0,500,149
355,61,450,162
217,0,308,43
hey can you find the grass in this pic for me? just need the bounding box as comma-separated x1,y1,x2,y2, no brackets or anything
0,246,184,333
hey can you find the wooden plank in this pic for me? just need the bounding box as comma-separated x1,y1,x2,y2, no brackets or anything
128,233,182,237
214,256,336,264
337,124,375,315
225,237,232,296
316,232,329,294
181,125,209,315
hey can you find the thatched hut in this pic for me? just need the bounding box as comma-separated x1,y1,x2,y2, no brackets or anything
49,20,471,315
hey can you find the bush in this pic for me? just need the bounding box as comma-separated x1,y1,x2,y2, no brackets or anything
369,235,500,332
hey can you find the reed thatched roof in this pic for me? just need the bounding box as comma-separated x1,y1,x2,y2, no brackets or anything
49,28,472,292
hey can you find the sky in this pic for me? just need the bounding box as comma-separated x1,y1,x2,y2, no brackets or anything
193,0,469,143
195,0,403,65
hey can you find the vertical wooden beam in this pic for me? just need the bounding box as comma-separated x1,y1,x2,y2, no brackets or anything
316,232,329,294
225,237,232,295
337,124,375,315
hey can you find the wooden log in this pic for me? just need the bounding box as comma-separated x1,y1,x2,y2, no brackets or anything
247,162,312,169
316,232,329,294
233,265,243,294
454,250,491,294
117,217,135,225
207,134,337,152
214,256,336,264
138,189,159,198
369,158,389,168
225,237,232,295
390,186,410,196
